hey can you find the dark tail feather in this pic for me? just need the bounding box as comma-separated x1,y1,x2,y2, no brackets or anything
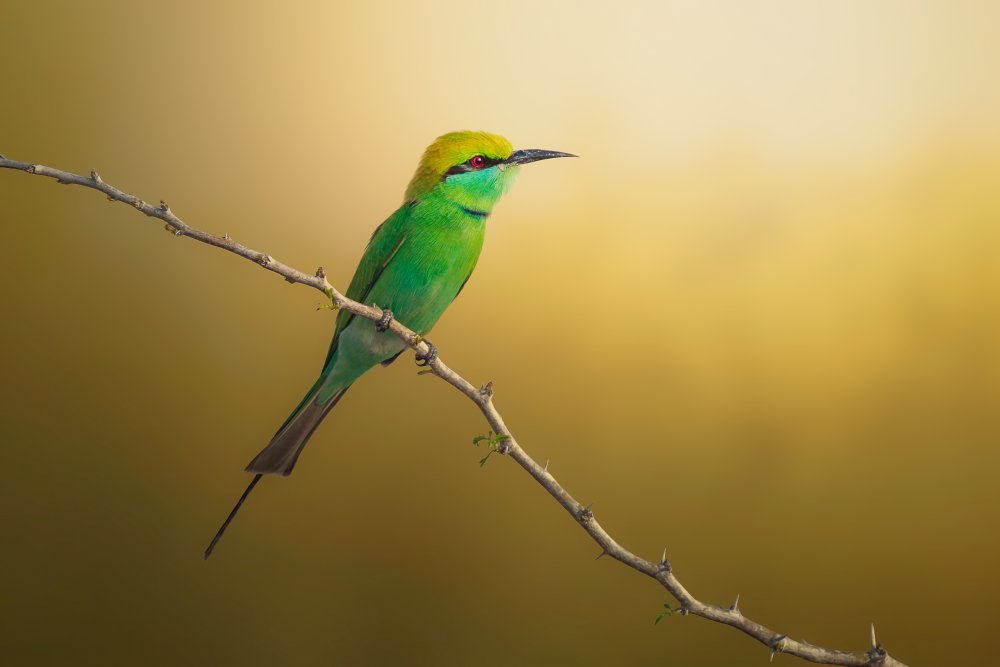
244,386,350,476
203,385,350,559
204,474,262,559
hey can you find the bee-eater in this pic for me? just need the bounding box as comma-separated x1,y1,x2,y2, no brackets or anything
205,131,574,557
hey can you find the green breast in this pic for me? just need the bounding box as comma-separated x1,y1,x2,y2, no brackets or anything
366,196,486,335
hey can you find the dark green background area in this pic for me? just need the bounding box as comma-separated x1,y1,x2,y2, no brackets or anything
2,2,999,665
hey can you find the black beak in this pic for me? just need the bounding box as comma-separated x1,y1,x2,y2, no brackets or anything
505,149,577,165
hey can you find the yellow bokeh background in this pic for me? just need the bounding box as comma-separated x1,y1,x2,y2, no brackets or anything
2,2,998,664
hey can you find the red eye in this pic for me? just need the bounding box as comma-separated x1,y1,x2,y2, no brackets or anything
469,155,485,169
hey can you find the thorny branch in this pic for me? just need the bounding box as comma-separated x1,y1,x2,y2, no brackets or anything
0,155,908,667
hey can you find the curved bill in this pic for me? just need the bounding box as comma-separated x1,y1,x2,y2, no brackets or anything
506,149,577,165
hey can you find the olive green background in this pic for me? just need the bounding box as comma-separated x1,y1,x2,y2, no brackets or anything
2,2,998,665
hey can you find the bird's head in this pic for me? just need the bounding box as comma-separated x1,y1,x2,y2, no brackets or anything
405,130,574,213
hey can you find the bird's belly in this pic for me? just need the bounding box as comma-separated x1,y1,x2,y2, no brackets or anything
335,319,408,370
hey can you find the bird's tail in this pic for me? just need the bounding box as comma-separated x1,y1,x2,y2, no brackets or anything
203,378,350,559
246,378,350,477
245,381,351,476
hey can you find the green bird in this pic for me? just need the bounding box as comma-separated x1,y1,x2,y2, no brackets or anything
205,131,574,557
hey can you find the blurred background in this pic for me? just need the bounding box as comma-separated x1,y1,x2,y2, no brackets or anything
2,1,998,664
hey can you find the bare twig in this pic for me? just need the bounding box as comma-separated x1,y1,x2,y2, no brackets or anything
0,156,908,667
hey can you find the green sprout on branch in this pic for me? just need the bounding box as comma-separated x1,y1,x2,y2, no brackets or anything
316,289,338,311
472,430,509,467
654,602,674,624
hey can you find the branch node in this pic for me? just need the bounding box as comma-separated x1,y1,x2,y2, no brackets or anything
867,623,887,663
90,170,102,183
315,266,326,280
656,547,671,573
159,199,170,213
868,647,887,664
131,198,145,211
375,306,394,333
479,381,494,399
768,635,787,662
577,505,594,523
27,164,37,174
256,253,273,266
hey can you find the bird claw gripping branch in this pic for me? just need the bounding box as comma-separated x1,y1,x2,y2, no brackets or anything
415,340,438,367
375,306,394,333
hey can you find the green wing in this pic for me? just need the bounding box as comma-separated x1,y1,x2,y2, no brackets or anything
323,204,410,367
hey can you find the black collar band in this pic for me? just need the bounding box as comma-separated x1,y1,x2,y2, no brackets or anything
460,206,489,218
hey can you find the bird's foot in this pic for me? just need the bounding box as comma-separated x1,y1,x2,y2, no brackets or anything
375,306,394,333
415,340,438,367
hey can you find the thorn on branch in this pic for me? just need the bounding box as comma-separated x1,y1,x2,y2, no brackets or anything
768,635,787,662
867,623,887,663
730,593,741,614
543,459,549,473
657,547,671,573
595,549,608,560
90,170,102,183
